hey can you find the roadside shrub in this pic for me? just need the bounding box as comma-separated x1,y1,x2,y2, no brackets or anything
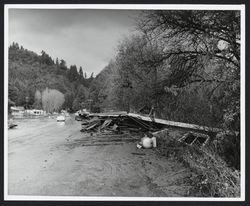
213,131,240,170
155,131,240,197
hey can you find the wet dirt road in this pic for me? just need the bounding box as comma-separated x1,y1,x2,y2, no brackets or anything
8,116,192,197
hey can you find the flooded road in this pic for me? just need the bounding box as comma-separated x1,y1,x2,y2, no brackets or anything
8,116,192,197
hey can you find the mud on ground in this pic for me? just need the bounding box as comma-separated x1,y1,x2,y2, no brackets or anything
8,116,193,197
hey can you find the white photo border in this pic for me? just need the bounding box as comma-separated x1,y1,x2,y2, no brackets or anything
4,4,246,201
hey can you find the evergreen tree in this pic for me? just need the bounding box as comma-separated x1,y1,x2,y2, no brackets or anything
59,59,67,70
56,58,59,66
40,50,54,65
79,66,83,77
90,72,94,78
67,65,79,82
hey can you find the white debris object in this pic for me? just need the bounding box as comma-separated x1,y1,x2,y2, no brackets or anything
136,143,142,149
217,40,229,50
141,136,153,149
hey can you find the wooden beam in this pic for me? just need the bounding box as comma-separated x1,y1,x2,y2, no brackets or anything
127,113,223,133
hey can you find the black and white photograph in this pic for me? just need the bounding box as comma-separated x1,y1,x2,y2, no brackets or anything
4,4,245,201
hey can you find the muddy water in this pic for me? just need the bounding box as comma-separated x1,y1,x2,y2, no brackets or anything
8,116,192,197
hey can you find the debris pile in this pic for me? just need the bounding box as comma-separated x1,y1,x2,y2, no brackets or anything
78,112,166,149
80,113,164,134
179,131,210,147
78,112,218,149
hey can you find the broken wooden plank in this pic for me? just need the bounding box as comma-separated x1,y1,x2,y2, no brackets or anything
86,123,99,130
100,119,112,130
128,113,223,133
88,111,127,118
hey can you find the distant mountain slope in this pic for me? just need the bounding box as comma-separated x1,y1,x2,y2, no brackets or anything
8,42,92,111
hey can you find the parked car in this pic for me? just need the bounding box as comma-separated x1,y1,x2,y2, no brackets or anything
57,115,66,122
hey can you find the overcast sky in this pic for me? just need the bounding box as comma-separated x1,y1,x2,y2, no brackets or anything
9,9,140,76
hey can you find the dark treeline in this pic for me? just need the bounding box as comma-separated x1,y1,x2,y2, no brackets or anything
8,42,94,112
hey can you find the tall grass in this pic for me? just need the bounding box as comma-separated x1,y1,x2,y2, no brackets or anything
155,131,240,197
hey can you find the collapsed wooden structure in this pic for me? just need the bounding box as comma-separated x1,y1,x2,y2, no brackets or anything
81,112,163,134
78,112,225,149
77,111,239,150
80,111,223,134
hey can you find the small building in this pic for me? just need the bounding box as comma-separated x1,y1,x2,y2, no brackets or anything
25,109,46,116
10,106,25,117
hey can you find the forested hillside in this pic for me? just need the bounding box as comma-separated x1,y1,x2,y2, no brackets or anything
8,42,94,112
